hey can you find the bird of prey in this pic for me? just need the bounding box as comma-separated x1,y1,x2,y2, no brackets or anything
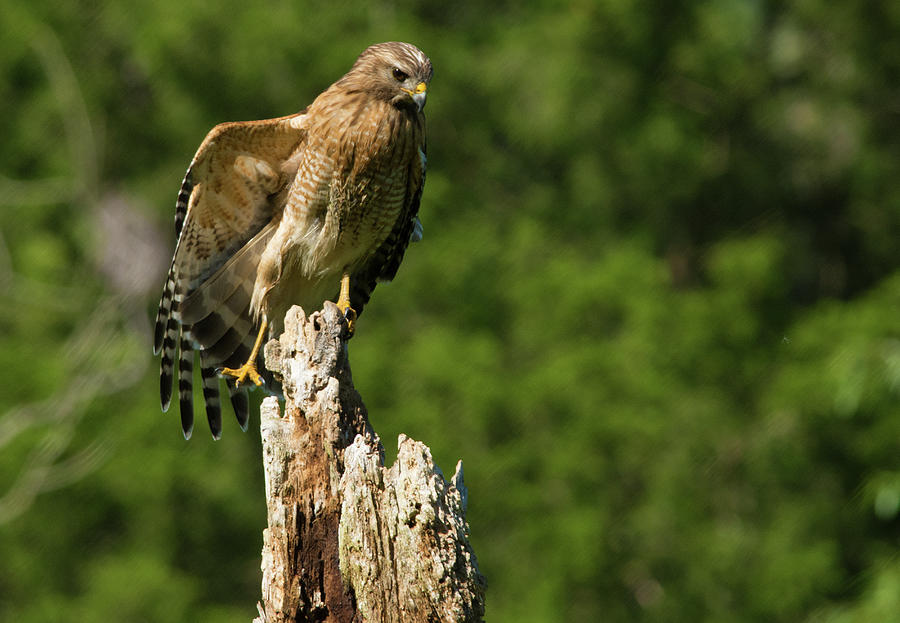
153,42,432,439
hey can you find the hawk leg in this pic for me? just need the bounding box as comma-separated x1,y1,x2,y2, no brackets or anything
221,318,267,387
336,272,357,334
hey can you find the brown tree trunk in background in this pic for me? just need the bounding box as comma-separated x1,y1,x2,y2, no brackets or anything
253,304,486,623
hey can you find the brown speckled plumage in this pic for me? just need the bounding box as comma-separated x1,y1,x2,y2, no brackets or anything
153,42,432,439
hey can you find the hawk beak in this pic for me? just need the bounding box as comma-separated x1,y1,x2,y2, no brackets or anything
402,82,428,112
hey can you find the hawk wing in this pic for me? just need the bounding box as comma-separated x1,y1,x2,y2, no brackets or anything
349,143,426,316
153,113,307,438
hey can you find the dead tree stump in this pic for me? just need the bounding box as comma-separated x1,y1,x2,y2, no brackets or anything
254,303,485,623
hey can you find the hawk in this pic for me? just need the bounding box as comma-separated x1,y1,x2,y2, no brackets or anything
153,42,432,439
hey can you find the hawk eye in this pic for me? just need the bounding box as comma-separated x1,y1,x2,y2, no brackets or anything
392,67,408,82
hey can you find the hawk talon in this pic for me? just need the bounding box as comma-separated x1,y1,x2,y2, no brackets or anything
220,362,265,388
219,317,269,387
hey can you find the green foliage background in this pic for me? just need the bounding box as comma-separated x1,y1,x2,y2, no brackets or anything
2,1,900,621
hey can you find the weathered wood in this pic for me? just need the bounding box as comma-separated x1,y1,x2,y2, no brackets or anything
254,304,485,623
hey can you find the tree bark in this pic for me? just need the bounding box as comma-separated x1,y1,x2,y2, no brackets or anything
254,303,485,623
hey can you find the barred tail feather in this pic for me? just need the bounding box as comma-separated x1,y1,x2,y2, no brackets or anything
178,332,195,440
159,313,178,412
199,360,222,440
188,283,255,359
219,337,258,431
174,168,193,238
172,295,264,437
200,322,254,365
153,266,177,355
155,204,276,438
228,380,250,432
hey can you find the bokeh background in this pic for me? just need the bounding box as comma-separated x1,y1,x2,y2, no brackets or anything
2,1,900,621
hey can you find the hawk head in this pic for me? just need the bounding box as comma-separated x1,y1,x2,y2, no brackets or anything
341,42,433,113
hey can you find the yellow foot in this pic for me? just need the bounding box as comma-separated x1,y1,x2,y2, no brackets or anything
220,362,264,388
220,318,268,387
336,272,357,335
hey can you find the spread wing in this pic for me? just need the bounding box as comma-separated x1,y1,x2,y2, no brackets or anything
153,112,308,438
349,142,426,316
